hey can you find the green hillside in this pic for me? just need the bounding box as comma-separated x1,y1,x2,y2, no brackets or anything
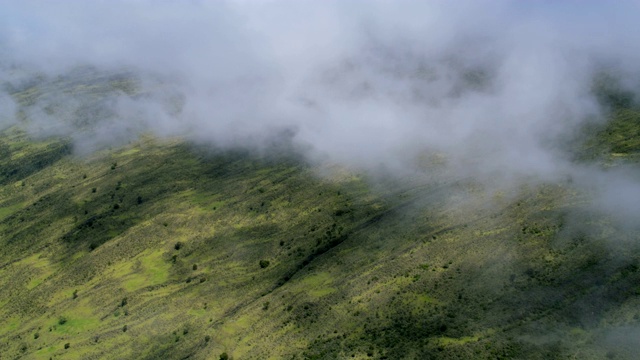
1,73,640,360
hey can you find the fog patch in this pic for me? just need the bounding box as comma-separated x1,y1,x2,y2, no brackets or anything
0,0,640,227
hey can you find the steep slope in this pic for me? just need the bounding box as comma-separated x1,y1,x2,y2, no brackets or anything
1,71,640,359
0,128,639,359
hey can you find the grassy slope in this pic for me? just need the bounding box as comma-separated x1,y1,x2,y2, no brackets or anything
0,73,639,359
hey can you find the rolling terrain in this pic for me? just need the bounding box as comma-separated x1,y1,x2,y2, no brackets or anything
1,71,640,360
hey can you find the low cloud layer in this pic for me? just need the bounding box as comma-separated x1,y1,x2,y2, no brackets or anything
3,4,640,353
1,1,640,223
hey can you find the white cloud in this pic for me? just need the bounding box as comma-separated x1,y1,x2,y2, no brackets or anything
1,0,640,223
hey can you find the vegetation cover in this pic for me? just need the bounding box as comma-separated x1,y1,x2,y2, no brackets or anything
2,2,640,358
0,68,639,360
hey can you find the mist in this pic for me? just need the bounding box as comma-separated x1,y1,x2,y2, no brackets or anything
4,3,640,356
2,1,640,224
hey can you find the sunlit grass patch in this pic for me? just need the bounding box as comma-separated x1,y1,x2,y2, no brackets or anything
25,254,56,289
220,313,254,337
0,317,20,337
298,272,336,298
0,201,24,218
51,311,100,335
121,249,171,292
34,345,59,358
436,335,479,347
116,147,140,157
415,294,441,305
